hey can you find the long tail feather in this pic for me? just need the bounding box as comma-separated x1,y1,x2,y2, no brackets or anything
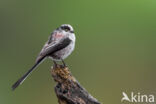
12,57,45,90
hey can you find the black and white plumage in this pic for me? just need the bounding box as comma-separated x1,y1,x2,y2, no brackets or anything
12,24,76,90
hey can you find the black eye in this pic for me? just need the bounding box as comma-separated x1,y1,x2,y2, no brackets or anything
61,26,70,32
65,28,69,32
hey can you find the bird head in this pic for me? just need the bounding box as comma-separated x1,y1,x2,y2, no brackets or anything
57,24,74,33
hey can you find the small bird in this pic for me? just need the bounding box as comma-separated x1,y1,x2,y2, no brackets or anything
12,24,76,90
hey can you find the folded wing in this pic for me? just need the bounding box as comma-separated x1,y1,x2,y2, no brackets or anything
36,37,72,62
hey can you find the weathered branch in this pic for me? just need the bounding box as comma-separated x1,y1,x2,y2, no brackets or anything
51,65,101,104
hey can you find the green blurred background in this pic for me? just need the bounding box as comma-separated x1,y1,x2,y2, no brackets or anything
0,0,156,104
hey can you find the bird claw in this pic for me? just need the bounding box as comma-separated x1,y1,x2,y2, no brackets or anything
53,61,58,69
53,60,67,69
61,64,67,68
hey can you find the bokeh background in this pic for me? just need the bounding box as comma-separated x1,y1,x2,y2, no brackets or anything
1,0,156,104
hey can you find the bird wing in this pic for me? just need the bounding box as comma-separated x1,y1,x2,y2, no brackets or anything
36,37,71,62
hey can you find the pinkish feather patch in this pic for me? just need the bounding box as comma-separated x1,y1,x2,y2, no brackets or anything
54,33,64,38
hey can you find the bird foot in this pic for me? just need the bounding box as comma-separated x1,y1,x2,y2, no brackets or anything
60,64,67,68
53,63,67,69
53,61,67,69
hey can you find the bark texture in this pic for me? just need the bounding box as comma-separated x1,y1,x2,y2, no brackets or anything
51,65,101,104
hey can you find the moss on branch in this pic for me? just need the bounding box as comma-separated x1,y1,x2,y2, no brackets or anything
51,65,101,104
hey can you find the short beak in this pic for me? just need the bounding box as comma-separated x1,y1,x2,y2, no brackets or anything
70,31,74,33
